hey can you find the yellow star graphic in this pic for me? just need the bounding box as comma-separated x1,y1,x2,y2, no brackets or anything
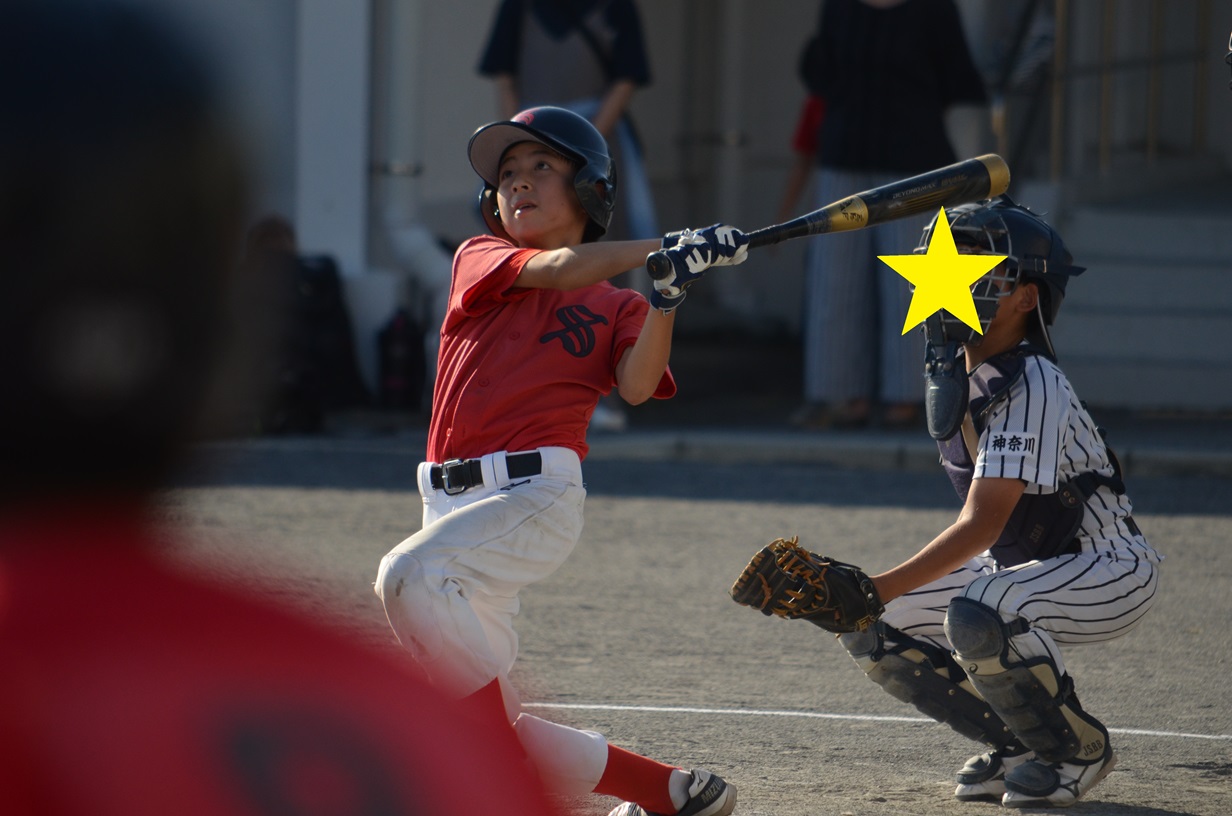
878,209,1006,336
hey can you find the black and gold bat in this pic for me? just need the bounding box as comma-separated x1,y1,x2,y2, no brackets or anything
646,154,1010,280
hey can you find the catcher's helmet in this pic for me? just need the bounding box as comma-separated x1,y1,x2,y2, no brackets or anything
917,196,1084,354
468,106,617,242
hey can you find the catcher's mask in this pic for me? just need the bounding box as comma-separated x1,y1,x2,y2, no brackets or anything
468,106,617,243
916,196,1084,440
1226,30,1231,89
917,196,1084,356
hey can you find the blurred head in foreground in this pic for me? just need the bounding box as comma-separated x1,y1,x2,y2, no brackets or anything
0,0,247,506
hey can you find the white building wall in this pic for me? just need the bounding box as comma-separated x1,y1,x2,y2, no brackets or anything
293,1,372,276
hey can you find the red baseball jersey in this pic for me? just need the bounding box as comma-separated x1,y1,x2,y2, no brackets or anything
427,235,676,461
0,507,558,816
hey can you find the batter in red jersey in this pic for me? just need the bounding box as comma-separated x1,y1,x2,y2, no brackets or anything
427,234,663,461
375,106,747,816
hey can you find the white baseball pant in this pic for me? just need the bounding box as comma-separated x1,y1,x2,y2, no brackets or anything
374,446,610,794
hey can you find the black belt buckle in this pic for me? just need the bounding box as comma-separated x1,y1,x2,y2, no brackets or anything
440,458,471,495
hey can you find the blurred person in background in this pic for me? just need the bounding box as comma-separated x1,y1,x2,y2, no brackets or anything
793,0,987,430
0,2,556,813
478,0,658,432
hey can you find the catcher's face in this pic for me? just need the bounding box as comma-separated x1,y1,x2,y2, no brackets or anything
970,275,1040,358
938,245,1017,343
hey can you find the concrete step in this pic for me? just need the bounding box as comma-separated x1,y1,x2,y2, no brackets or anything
1050,312,1230,365
1061,261,1232,314
1064,202,1232,264
1048,193,1232,411
1058,357,1232,412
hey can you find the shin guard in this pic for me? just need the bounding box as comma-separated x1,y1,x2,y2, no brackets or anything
840,623,1016,749
945,597,1108,764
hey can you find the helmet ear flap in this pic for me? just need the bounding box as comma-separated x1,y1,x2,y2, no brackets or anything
478,186,513,242
576,160,617,242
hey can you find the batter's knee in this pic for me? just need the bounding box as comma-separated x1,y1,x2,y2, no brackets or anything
374,550,447,653
374,549,415,604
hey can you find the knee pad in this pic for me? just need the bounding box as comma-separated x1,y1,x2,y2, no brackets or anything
840,623,1016,749
945,597,1108,764
944,596,1010,662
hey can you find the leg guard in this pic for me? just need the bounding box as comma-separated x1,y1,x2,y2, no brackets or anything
945,597,1109,765
839,623,1016,749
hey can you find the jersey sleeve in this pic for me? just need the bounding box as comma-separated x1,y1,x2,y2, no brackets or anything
801,2,839,97
448,236,540,321
477,0,522,77
605,0,652,85
974,355,1068,491
929,0,989,107
790,94,826,155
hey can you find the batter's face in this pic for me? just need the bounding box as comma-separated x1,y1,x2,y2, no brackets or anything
496,141,587,249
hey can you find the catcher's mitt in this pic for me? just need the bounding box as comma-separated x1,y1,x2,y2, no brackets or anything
730,536,884,633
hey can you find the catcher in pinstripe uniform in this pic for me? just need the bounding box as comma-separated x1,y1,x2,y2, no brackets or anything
733,197,1161,808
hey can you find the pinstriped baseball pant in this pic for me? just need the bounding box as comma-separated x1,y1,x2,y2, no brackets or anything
882,541,1161,675
801,167,929,404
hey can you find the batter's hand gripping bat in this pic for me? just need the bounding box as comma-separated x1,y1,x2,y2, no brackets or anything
646,153,1010,280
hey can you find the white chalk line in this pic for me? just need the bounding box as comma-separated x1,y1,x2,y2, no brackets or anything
523,702,1232,742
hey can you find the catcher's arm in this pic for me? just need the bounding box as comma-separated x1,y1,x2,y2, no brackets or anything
872,476,1023,601
730,537,884,634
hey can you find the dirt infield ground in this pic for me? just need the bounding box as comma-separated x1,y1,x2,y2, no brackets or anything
166,443,1232,816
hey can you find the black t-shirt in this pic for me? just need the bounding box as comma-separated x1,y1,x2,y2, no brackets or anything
801,0,987,174
479,0,651,86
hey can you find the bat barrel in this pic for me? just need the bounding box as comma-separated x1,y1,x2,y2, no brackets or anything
645,154,1010,281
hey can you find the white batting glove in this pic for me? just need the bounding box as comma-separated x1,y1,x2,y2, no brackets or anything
650,224,749,314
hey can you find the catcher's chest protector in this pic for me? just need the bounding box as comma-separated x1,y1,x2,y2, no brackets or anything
935,347,1121,568
936,346,1038,500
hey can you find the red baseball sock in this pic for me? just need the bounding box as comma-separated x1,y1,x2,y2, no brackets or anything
458,679,512,727
458,680,528,763
594,744,678,814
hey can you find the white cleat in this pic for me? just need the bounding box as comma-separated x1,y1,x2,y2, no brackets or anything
1001,748,1117,808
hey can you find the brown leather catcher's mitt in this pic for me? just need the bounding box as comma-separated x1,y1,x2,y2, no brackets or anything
730,536,884,633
